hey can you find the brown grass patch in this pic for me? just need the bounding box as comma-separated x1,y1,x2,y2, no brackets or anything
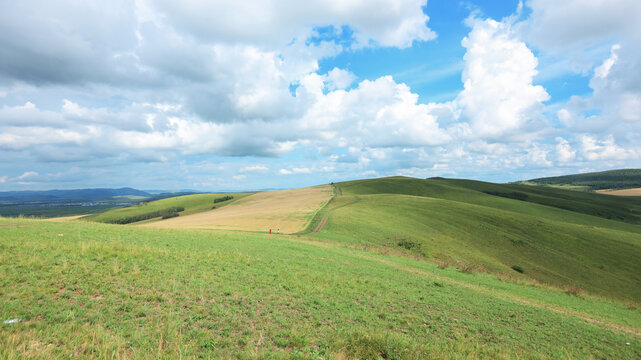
143,185,333,234
595,187,641,196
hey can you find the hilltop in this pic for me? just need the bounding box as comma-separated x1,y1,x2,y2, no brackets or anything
521,168,641,191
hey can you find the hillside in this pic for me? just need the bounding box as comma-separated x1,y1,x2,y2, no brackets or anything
1,217,640,359
523,168,641,191
85,192,252,224
144,185,333,233
307,177,641,302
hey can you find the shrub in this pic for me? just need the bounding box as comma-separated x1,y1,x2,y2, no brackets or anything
214,196,234,204
511,265,525,273
107,206,185,224
161,212,179,219
396,238,417,250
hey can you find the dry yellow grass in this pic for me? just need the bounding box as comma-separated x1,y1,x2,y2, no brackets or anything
41,215,86,221
143,185,332,234
595,187,641,196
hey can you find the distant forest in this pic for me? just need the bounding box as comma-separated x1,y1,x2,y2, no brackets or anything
527,169,641,190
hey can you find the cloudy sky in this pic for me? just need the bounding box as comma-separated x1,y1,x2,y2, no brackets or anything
1,0,640,191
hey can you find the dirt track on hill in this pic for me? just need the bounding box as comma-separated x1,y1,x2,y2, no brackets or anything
143,185,332,234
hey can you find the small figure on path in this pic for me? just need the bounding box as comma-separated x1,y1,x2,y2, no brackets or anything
277,228,280,234
269,229,271,234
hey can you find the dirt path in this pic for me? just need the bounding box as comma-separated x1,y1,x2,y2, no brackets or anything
288,236,641,338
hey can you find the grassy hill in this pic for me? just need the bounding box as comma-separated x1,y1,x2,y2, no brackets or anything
522,168,641,191
85,192,252,225
307,177,641,302
1,217,640,359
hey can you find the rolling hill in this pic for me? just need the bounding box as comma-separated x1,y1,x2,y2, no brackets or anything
85,192,253,224
2,175,641,358
143,185,333,233
522,168,641,191
306,177,641,302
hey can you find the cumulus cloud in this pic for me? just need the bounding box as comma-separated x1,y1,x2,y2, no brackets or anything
456,17,549,140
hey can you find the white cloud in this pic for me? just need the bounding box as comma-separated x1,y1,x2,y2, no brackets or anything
456,18,549,140
522,0,641,54
323,68,356,90
555,138,576,163
232,175,246,180
279,167,312,175
17,171,38,180
149,0,435,49
579,135,637,161
239,165,268,173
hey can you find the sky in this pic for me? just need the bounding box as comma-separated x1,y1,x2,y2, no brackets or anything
0,0,640,191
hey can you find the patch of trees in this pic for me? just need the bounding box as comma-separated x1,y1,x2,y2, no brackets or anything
214,195,234,204
107,206,185,224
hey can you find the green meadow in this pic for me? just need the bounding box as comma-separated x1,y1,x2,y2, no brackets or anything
2,176,641,358
1,217,640,359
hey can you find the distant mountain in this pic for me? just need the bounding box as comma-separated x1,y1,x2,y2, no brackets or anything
524,169,641,191
0,188,151,202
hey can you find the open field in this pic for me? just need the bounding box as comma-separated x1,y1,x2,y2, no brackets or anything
144,185,332,234
596,187,641,196
1,216,640,359
86,193,253,225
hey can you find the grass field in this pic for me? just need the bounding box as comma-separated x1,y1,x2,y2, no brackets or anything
1,217,640,359
85,193,253,225
305,177,641,303
144,185,332,234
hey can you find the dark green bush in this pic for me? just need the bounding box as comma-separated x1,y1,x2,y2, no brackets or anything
214,196,234,203
511,265,525,273
107,206,185,224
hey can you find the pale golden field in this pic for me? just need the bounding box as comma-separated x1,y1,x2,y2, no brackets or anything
596,187,641,196
42,215,87,221
142,184,332,233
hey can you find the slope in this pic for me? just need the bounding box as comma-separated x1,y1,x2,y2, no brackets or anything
86,192,252,224
1,217,639,359
144,185,332,234
309,177,641,302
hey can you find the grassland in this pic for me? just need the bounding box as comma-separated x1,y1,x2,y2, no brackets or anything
1,217,640,359
145,185,332,234
85,193,252,225
305,177,641,303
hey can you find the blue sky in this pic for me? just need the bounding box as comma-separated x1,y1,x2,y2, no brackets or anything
0,0,639,191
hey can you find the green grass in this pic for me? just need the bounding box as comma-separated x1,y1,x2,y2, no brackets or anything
1,217,640,359
305,177,641,303
85,193,252,224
